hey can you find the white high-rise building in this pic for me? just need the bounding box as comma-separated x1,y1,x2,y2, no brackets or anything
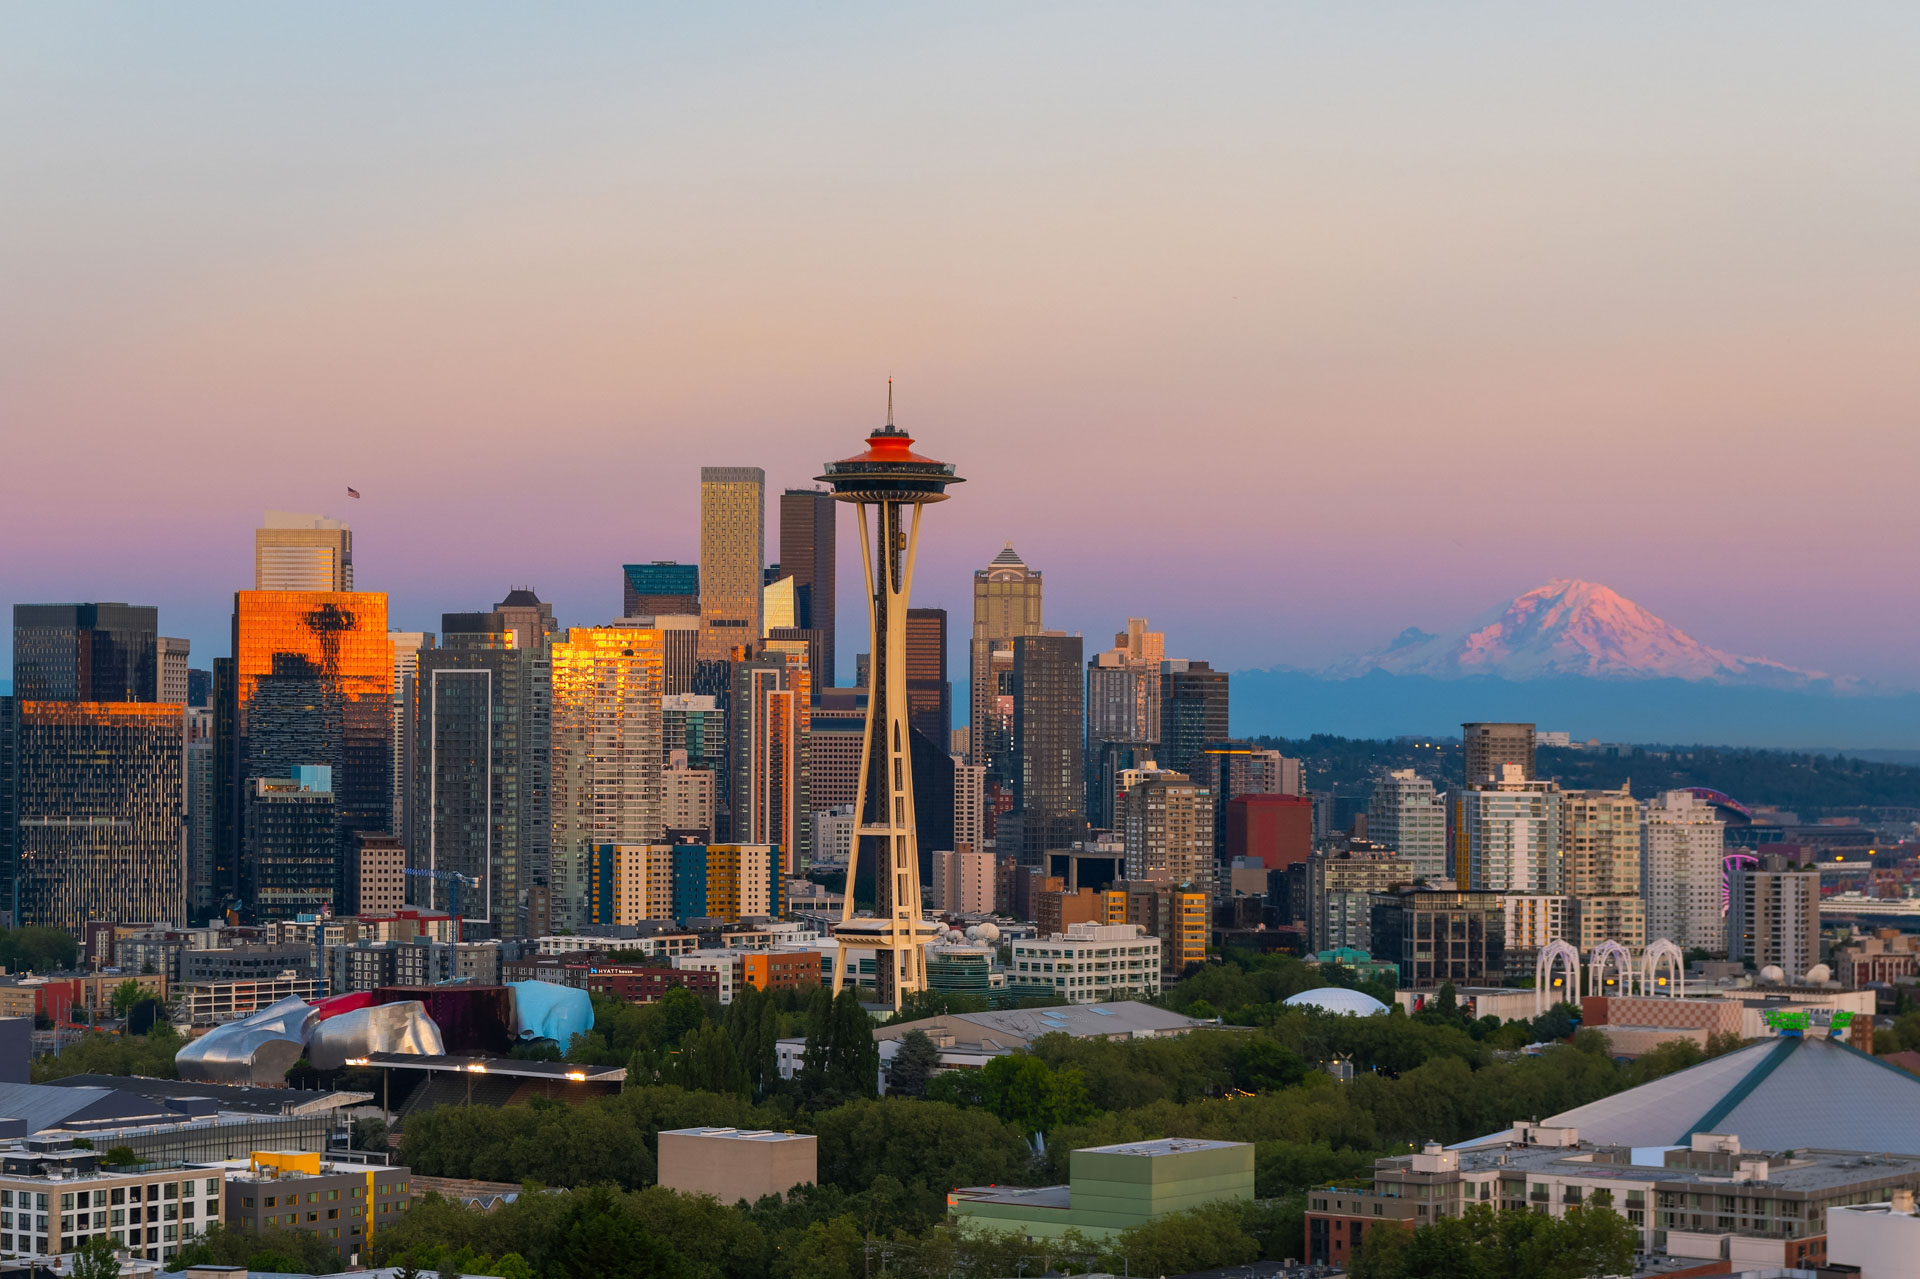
389,630,434,846
1461,765,1561,894
1367,769,1449,879
953,758,986,853
255,510,353,591
157,636,191,705
1642,789,1726,951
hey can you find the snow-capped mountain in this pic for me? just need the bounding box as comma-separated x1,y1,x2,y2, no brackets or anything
1333,579,1830,688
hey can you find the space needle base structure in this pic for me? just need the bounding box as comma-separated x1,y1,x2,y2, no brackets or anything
821,397,961,1009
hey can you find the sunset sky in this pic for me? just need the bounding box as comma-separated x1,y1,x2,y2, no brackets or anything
4,5,1919,691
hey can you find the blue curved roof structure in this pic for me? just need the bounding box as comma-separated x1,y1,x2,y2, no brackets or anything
509,980,594,1045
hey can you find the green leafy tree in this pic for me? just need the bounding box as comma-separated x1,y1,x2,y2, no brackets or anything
886,1030,941,1099
110,980,145,1019
72,1236,121,1279
673,1023,750,1098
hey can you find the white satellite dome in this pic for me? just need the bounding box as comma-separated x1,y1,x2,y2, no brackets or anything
1282,987,1389,1016
1760,964,1786,985
944,929,966,944
1804,963,1832,984
973,922,1001,943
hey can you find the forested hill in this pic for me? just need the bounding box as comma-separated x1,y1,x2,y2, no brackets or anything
1253,734,1920,814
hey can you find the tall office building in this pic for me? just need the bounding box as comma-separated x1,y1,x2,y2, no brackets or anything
1560,786,1645,951
1463,722,1536,787
492,588,559,652
821,407,960,1007
730,649,811,874
1459,765,1561,894
245,767,338,920
158,637,191,706
549,627,665,930
779,488,837,688
969,544,1043,783
388,630,434,853
1728,856,1820,979
1366,769,1449,881
1642,789,1726,951
185,706,217,919
225,591,393,910
12,701,186,928
905,607,950,748
698,467,765,662
1012,632,1085,861
254,511,352,591
1158,660,1229,777
12,603,158,702
623,561,699,619
953,758,986,853
412,600,554,936
1087,619,1164,743
1119,769,1214,897
1085,619,1163,831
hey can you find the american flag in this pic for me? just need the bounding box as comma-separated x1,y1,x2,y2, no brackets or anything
346,487,361,499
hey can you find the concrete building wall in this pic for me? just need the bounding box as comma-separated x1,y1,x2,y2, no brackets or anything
658,1128,817,1202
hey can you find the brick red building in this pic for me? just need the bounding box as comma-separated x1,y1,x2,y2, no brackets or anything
586,964,720,1004
1226,794,1312,869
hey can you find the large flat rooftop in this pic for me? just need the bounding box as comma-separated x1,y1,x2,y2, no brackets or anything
1081,1138,1245,1158
950,1184,1072,1210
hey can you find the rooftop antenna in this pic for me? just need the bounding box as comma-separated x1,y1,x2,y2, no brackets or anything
886,377,894,428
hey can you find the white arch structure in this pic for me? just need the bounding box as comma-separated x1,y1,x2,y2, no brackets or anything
1536,939,1582,1016
1642,939,1685,999
1589,940,1635,999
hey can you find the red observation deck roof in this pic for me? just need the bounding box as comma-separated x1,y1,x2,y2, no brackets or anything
836,429,946,467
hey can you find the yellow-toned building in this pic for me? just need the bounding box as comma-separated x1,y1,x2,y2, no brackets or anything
590,844,674,925
550,627,665,929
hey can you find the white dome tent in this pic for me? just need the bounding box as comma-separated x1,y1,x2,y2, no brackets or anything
1282,987,1389,1017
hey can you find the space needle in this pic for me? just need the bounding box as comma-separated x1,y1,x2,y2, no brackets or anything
819,388,961,1009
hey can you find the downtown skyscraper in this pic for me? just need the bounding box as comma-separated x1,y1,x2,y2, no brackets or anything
1011,632,1085,861
969,543,1043,805
549,626,664,931
778,487,837,687
254,511,353,591
7,603,185,928
698,467,765,663
411,593,555,936
221,591,393,912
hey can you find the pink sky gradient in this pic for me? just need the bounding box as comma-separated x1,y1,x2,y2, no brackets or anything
3,6,1918,688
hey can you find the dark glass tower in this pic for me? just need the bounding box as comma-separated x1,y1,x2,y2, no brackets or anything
412,600,554,937
779,489,838,689
905,607,950,748
1012,633,1086,862
1158,660,1230,776
12,604,159,703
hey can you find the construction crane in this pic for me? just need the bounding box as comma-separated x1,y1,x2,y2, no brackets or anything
402,868,479,938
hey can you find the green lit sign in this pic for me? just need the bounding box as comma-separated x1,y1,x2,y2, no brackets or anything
1761,1009,1856,1036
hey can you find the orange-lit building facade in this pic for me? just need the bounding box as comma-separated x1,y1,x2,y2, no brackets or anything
224,592,392,911
741,948,821,992
731,650,810,874
14,701,187,929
